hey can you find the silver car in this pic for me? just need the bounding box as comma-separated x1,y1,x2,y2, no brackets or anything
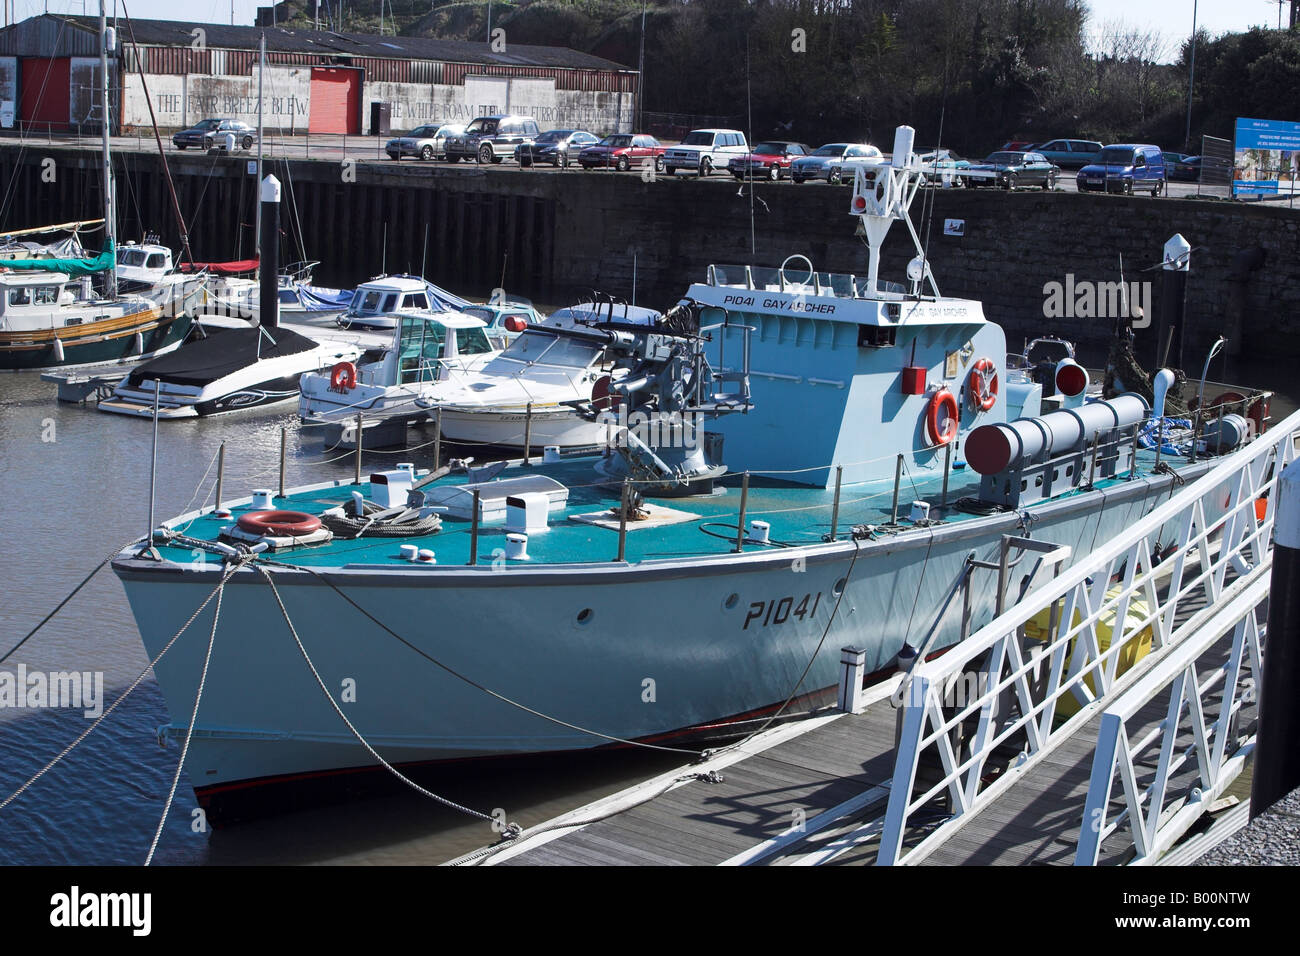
790,143,883,184
386,123,464,161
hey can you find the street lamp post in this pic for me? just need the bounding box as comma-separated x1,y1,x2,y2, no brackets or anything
1184,0,1198,150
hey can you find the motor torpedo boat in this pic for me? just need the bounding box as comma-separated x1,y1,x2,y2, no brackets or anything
110,127,1275,820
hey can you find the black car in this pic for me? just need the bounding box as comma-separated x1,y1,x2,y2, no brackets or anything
962,151,1059,190
515,129,600,167
1166,153,1201,182
173,118,255,150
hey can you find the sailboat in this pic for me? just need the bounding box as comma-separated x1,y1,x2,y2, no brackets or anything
0,11,192,371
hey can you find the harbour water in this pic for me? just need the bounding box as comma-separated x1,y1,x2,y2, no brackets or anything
0,349,1293,865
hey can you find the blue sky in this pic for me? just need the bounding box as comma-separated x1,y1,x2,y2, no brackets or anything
9,1,1288,63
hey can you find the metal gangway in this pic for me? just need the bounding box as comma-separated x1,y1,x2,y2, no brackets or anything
873,409,1298,865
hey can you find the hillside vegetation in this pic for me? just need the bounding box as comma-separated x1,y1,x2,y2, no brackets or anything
267,0,1300,154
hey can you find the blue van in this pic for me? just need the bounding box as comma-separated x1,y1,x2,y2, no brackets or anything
1076,144,1166,196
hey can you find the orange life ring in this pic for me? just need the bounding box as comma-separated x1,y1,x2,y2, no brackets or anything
926,388,959,445
330,361,358,392
968,357,998,412
236,510,323,537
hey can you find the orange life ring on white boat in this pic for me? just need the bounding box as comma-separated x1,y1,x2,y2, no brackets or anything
235,510,322,537
926,388,959,446
968,357,999,412
330,361,358,392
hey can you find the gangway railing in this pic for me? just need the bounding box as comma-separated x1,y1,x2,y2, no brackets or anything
1074,566,1267,865
876,409,1300,865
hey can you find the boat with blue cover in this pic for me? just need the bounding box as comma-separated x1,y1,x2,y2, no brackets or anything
111,127,1272,819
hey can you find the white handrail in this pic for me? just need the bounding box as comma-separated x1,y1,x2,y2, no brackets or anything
876,409,1300,865
1074,566,1267,865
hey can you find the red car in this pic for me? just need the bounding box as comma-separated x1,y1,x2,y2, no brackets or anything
728,140,813,180
579,133,666,171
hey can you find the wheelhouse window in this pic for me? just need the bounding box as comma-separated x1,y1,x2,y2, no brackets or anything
8,288,31,305
397,317,447,384
33,286,59,304
455,327,493,355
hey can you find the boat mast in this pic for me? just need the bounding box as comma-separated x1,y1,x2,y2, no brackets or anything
100,0,117,296
254,31,265,277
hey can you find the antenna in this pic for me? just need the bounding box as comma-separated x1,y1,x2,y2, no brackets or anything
747,33,755,256
919,41,952,299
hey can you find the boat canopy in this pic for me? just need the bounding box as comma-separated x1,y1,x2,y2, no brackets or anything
0,238,114,277
126,326,318,387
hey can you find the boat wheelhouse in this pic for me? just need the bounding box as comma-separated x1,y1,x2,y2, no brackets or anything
336,275,472,331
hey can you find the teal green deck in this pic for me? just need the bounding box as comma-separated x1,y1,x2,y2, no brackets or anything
158,449,1171,569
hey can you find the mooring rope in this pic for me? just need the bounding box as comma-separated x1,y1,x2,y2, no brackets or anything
144,561,233,866
256,557,704,757
255,565,515,834
0,562,241,814
0,537,145,665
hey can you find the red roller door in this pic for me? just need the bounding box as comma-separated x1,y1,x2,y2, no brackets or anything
309,67,360,134
20,58,71,131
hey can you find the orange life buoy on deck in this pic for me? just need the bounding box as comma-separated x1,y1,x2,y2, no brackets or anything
236,510,322,537
330,361,358,392
926,388,959,446
968,357,999,412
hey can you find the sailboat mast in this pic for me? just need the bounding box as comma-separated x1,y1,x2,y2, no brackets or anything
100,0,116,296
254,31,265,275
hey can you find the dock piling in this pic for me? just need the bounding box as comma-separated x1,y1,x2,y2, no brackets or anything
278,426,287,499
837,647,868,713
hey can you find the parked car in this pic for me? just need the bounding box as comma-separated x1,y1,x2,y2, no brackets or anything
444,115,542,164
515,129,600,167
578,134,666,171
386,123,464,161
728,141,812,180
1030,139,1103,170
962,151,1060,190
1076,144,1167,196
790,143,883,184
173,118,255,150
1166,153,1201,182
916,148,970,186
663,129,749,177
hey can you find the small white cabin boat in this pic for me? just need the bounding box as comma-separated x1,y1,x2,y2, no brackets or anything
335,275,472,331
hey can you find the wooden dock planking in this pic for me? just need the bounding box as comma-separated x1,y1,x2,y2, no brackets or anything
495,701,904,865
472,604,1252,867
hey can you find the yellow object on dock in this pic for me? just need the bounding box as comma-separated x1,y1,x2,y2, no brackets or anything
1024,585,1153,717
